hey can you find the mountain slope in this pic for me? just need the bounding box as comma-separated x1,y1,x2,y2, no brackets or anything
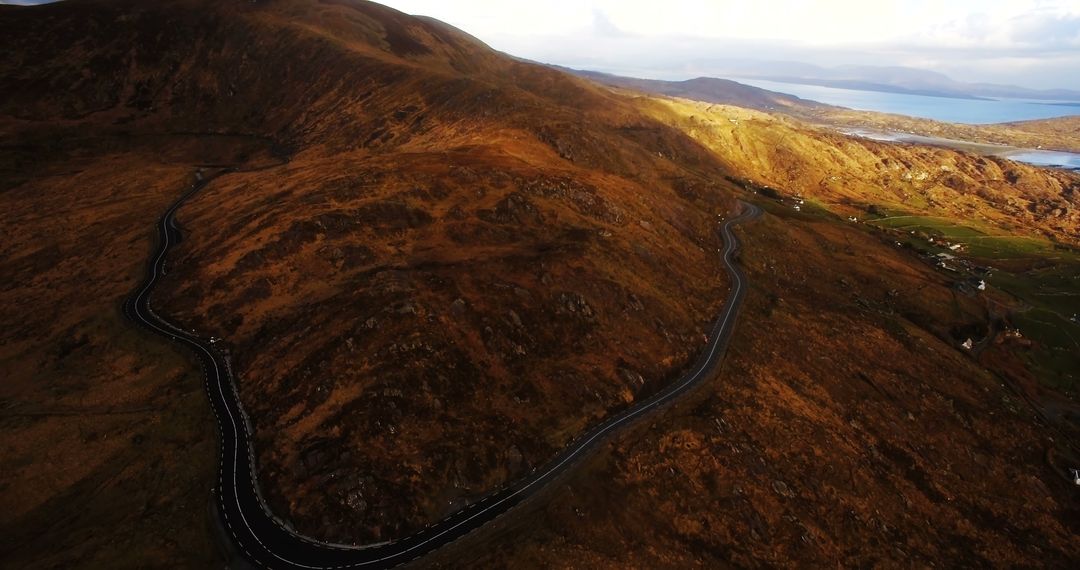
2,0,741,548
637,99,1080,245
568,68,831,114
2,1,1079,567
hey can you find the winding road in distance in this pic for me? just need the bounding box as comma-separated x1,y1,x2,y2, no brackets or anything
126,174,761,569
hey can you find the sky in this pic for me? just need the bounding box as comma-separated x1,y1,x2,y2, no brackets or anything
4,0,1078,90
373,0,1080,90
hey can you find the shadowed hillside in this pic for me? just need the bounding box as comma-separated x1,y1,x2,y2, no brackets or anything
1,0,741,551
2,1,1078,567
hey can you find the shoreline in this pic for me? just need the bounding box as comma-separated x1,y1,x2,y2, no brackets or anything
838,127,1080,171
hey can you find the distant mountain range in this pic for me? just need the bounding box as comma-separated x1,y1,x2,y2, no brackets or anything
561,68,829,114
693,60,1080,102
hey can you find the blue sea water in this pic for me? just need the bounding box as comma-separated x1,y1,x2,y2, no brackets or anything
1003,150,1080,171
736,78,1080,125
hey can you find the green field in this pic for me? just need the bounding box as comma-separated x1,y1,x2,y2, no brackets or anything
754,195,1079,390
867,215,1071,259
865,213,1080,391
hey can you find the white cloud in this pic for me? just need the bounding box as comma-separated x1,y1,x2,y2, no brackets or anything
6,0,1078,89
378,0,1080,89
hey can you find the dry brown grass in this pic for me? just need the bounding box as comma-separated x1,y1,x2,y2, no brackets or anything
639,98,1080,245
430,203,1080,569
2,1,1078,567
0,156,220,567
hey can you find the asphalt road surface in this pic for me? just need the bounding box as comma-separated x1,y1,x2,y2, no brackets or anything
126,178,761,569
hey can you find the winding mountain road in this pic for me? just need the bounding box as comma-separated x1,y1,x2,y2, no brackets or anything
126,176,760,569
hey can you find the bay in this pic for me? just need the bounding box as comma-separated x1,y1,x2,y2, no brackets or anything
737,78,1080,125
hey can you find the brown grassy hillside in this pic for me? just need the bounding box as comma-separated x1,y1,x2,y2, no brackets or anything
0,157,223,567
639,99,1080,245
436,200,1080,568
2,0,1078,567
2,0,738,548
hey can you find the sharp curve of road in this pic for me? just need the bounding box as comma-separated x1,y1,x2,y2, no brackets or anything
126,176,761,569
